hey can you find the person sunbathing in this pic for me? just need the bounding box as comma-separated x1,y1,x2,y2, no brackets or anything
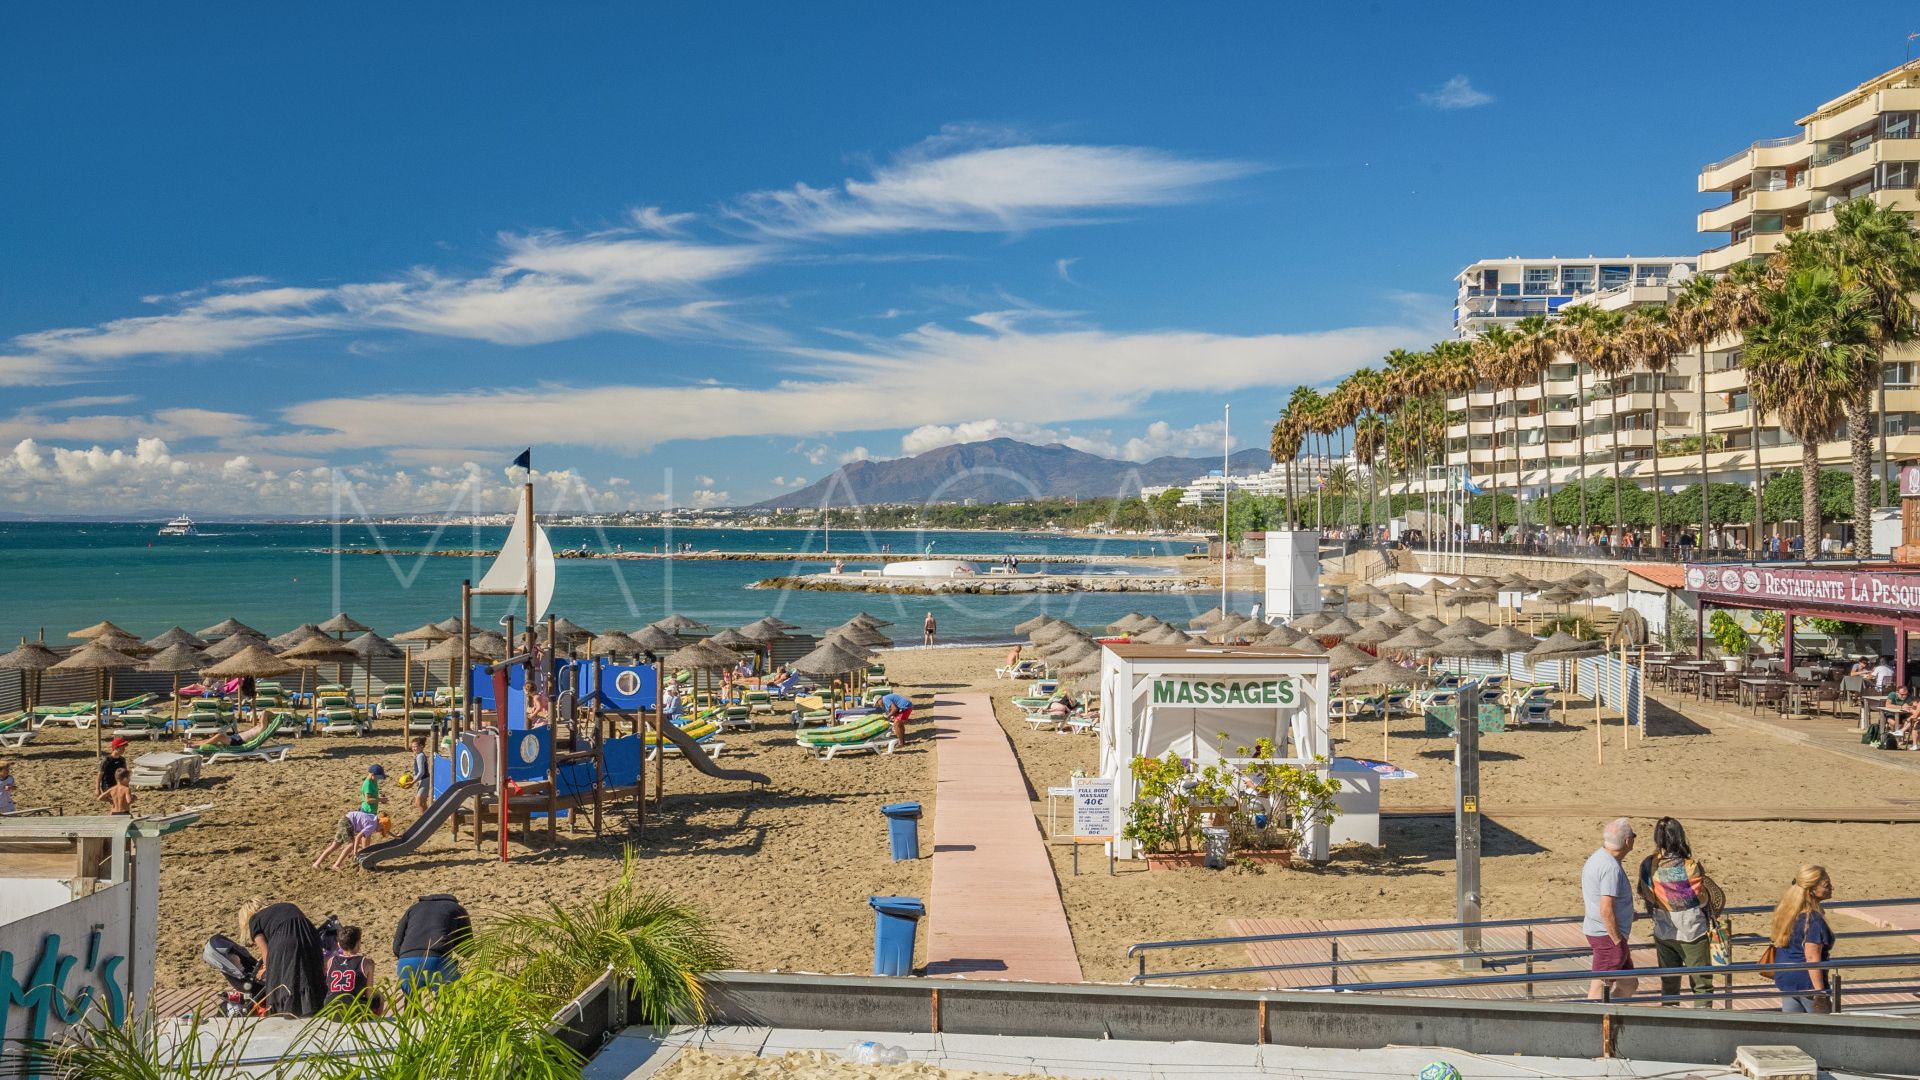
189,717,268,750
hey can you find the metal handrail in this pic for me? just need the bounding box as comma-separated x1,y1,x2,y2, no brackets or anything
1128,896,1920,982
1288,953,1920,998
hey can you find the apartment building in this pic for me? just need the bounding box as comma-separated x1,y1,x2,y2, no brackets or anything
1439,62,1920,535
1144,458,1365,506
1453,256,1695,339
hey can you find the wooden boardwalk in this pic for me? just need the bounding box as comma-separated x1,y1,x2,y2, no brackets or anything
923,693,1083,983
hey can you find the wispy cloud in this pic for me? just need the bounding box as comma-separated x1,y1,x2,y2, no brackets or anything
1055,257,1079,284
729,129,1258,237
1418,75,1493,110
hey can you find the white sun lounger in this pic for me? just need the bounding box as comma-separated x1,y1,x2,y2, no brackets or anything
806,735,898,760
207,743,293,763
132,751,204,790
0,729,36,748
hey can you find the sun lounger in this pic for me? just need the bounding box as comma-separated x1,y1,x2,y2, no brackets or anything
743,690,774,715
790,695,835,726
111,711,174,740
318,708,370,736
714,703,753,731
796,714,898,759
405,709,441,735
183,711,231,738
131,751,204,790
0,712,36,748
193,714,291,762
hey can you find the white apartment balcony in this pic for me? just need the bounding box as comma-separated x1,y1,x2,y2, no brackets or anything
1698,132,1809,193
1809,137,1920,190
1445,394,1469,411
1587,391,1660,419
1466,388,1497,407
1699,230,1789,274
1703,367,1749,395
1804,85,1920,142
1697,198,1752,233
1511,382,1543,402
1583,429,1655,454
1446,421,1469,440
1807,185,1920,230
1467,417,1497,436
1706,408,1755,433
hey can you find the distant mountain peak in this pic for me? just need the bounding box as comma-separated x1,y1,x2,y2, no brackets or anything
755,439,1271,508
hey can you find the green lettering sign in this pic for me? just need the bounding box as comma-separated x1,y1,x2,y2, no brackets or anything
1149,677,1297,708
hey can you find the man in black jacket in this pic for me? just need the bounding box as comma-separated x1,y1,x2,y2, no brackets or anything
393,893,470,996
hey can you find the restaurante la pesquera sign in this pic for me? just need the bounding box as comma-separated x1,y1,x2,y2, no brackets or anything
1684,563,1920,610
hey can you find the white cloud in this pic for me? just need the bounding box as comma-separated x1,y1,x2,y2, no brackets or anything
263,313,1431,458
837,446,873,464
899,418,1232,462
768,475,809,488
1120,420,1232,461
1055,257,1078,283
689,488,731,508
1419,75,1493,110
0,437,651,516
730,132,1258,237
795,443,832,466
693,475,716,488
629,206,697,234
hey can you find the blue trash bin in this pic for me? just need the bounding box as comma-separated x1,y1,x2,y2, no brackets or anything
868,895,925,976
880,801,921,860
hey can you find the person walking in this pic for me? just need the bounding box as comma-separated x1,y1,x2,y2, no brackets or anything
1635,817,1719,1005
393,892,471,996
1582,817,1640,1001
241,898,329,1017
922,611,936,647
1769,865,1836,1013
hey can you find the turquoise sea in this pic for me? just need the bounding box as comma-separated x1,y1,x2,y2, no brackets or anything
0,522,1252,645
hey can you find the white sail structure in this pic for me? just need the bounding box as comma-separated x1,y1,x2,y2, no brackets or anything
477,495,556,620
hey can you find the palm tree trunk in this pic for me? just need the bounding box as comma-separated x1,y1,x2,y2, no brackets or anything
1752,411,1765,556
1285,459,1297,529
1697,344,1710,552
1577,378,1591,537
1850,397,1874,554
1538,370,1554,532
1801,438,1821,562
1877,351,1890,506
1610,441,1624,549
1649,393,1665,551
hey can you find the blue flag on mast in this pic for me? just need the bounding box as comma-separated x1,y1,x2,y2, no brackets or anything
510,448,531,471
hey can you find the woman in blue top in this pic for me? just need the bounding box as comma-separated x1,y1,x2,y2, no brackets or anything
1769,865,1835,1013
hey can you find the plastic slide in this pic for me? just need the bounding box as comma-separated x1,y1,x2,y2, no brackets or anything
657,720,770,786
357,778,485,869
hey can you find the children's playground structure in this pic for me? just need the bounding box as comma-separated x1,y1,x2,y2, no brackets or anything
358,464,770,869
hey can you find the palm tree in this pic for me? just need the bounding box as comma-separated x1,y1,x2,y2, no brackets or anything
1743,266,1875,559
1382,347,1426,530
1720,260,1780,550
1783,198,1920,546
1670,273,1727,549
1510,314,1561,533
1624,305,1684,548
1561,305,1630,541
1274,388,1313,528
1471,325,1518,541
1354,411,1386,537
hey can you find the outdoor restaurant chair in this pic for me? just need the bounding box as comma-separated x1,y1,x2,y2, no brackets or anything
1751,682,1789,716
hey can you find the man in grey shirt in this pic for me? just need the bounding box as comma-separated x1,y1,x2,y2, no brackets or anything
1581,817,1639,1001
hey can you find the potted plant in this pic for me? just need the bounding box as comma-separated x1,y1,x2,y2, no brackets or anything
1708,611,1750,672
1122,740,1340,871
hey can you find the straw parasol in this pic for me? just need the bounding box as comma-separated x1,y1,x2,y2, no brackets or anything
141,643,209,725
1345,582,1381,601
280,635,356,708
1409,616,1447,636
91,630,150,657
1380,627,1442,655
1346,601,1384,620
1477,625,1543,682
628,625,682,654
0,640,63,724
433,616,469,635
1058,651,1103,678
1258,623,1304,646
551,616,595,639
736,621,790,645
1290,611,1331,633
1108,612,1152,634
345,632,403,708
663,639,739,671
1205,618,1257,644
1325,643,1376,673
1188,606,1226,629
270,623,329,651
52,641,143,757
69,620,135,641
201,645,297,725
468,632,510,661
588,631,644,659
416,635,468,714
847,612,894,628
203,631,271,661
1029,621,1083,645
1316,614,1363,639
1440,615,1493,639
705,628,756,650
829,623,894,650
651,614,706,632
791,640,870,679
144,627,207,651
745,616,802,634
1343,657,1433,691
1014,614,1061,636
1529,630,1609,749
1428,635,1499,664
394,623,452,644
1287,636,1327,656
318,613,371,638
1346,621,1398,647
1372,606,1414,629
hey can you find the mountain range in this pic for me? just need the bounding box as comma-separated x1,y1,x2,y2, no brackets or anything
754,439,1273,508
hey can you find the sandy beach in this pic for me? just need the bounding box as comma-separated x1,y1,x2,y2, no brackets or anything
8,644,1920,993
655,1049,1059,1079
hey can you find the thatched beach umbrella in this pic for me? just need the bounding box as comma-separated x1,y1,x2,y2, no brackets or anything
1316,614,1363,640
1141,624,1195,645
1477,625,1542,682
1373,606,1414,629
1287,636,1327,656
791,640,870,680
1380,627,1442,657
1108,612,1152,634
281,635,355,722
1189,606,1226,630
270,623,329,651
1440,616,1493,639
143,627,207,651
141,643,209,726
433,616,470,636
0,640,62,725
663,639,738,671
1529,630,1608,750
1258,623,1304,646
1029,621,1082,645
1059,651,1103,678
1346,601,1384,620
52,641,142,757
201,645,296,724
1346,621,1397,647
746,616,803,634
589,631,644,659
203,631,271,661
91,631,149,658
69,620,135,641
469,632,510,661
628,625,682,654
345,632,403,710
652,614,706,633
705,628,756,651
318,613,370,639
1343,657,1434,759
1290,611,1331,633
416,635,469,716
1014,613,1061,637
1412,616,1449,636
394,622,451,644
1325,643,1376,674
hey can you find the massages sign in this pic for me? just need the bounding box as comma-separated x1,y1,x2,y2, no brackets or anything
1683,563,1920,612
1150,676,1296,707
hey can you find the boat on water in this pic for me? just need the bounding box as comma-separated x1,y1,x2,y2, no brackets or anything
157,515,198,537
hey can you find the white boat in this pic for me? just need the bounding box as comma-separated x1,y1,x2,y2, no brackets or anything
157,515,197,537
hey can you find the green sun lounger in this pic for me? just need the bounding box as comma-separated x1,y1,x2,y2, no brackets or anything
796,714,897,759
193,713,291,761
0,711,36,747
318,708,370,736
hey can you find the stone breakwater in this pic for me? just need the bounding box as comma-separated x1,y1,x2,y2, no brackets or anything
319,548,1142,565
753,573,1202,595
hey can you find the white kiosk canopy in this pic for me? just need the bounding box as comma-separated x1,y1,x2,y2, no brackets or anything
1097,642,1331,860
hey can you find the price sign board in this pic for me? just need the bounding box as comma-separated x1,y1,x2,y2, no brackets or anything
1071,777,1115,841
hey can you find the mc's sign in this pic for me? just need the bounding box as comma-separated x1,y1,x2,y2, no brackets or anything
1151,677,1295,708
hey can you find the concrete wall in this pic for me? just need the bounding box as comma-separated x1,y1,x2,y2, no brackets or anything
691,972,1920,1076
0,883,139,1046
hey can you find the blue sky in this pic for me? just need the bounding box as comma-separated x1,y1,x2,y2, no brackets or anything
4,4,1918,515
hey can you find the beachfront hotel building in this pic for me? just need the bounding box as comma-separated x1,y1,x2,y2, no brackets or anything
1145,457,1365,506
1452,256,1695,339
1441,61,1920,539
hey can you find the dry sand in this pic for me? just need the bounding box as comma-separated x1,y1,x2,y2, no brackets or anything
10,643,1920,994
654,1049,1060,1080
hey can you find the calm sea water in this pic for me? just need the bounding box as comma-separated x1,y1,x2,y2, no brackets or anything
0,522,1253,645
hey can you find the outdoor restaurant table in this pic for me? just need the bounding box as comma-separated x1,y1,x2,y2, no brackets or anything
1863,693,1889,731
1698,669,1740,702
1736,676,1773,710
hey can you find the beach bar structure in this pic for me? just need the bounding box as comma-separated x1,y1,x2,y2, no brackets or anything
1684,465,1920,672
1097,642,1332,862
